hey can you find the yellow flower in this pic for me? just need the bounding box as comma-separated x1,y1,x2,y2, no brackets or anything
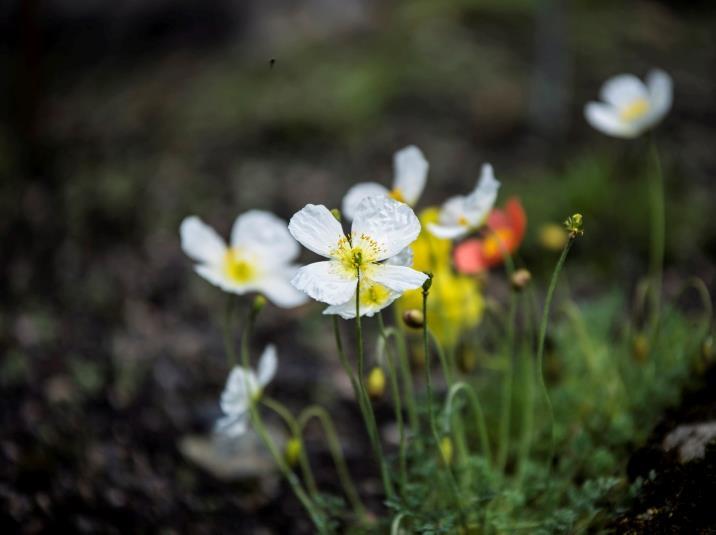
397,208,484,348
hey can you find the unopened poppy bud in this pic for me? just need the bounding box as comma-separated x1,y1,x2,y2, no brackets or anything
367,367,386,399
402,309,424,329
252,295,267,317
564,213,584,238
422,272,433,292
538,223,568,251
632,333,649,363
284,437,302,467
439,436,453,466
330,208,342,222
510,268,532,291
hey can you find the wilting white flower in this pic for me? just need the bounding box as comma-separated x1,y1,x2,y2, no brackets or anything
341,145,428,221
427,164,501,240
288,196,428,307
180,210,308,308
215,345,277,437
584,69,672,139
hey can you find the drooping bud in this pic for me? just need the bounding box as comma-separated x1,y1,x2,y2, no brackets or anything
284,437,302,467
564,213,584,238
367,367,386,399
402,309,425,329
632,333,649,363
510,268,532,291
330,208,342,222
422,272,433,292
439,436,453,466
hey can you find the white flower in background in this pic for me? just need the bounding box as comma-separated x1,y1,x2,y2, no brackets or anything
341,145,428,221
288,196,428,307
215,345,277,437
427,163,501,240
584,69,673,139
180,210,308,308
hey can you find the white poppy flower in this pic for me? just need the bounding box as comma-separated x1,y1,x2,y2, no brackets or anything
584,69,672,139
427,163,501,240
341,145,428,221
288,196,428,307
215,345,278,438
180,210,308,308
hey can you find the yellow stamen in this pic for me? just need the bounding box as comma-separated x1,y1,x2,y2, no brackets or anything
359,282,391,308
619,98,650,121
331,233,383,277
389,188,406,204
223,249,257,283
458,216,469,227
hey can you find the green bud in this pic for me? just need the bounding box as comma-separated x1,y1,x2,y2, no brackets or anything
564,213,584,238
422,272,433,292
252,295,267,317
284,437,302,467
330,208,342,222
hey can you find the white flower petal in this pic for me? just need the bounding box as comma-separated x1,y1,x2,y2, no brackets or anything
599,74,648,108
257,345,278,387
385,247,413,267
351,196,422,261
427,222,469,240
322,286,401,319
342,182,389,221
180,216,227,266
230,210,299,264
215,412,249,437
393,145,428,205
220,367,257,415
464,163,500,225
584,102,637,138
254,270,309,308
367,264,428,293
291,260,357,305
646,69,673,120
194,264,253,295
288,204,345,258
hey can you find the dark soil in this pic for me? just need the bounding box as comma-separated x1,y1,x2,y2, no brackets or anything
613,364,716,534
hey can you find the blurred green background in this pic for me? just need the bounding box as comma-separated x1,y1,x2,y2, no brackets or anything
1,0,715,531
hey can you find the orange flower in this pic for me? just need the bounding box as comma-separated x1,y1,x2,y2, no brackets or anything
453,197,526,274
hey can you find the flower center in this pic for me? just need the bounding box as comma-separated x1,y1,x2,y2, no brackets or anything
620,98,650,121
389,188,406,204
359,282,392,308
458,215,470,227
332,233,383,276
223,249,257,283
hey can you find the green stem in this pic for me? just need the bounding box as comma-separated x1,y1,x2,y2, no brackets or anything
355,274,396,500
517,287,540,483
382,325,419,434
298,405,368,521
377,313,407,495
262,397,319,499
535,237,574,474
443,382,492,464
240,309,326,532
222,295,237,366
429,328,454,385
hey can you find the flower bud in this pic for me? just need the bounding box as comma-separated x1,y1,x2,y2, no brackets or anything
330,208,342,222
439,436,453,466
284,437,302,467
422,272,433,292
367,367,386,399
632,333,649,363
510,268,532,291
702,335,713,362
252,295,267,317
402,309,424,329
564,213,584,238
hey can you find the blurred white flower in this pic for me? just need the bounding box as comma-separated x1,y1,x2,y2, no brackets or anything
180,210,308,308
288,196,428,307
342,145,428,221
215,345,277,438
584,69,672,139
427,164,501,240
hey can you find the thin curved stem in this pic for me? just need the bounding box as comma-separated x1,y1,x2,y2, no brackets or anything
382,325,419,434
222,295,238,366
298,405,368,520
443,381,492,464
647,134,665,343
262,397,319,499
